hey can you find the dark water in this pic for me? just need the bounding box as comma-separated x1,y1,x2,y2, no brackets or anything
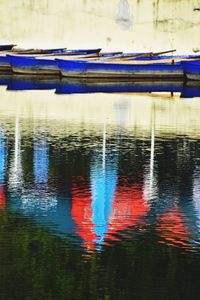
1,86,200,299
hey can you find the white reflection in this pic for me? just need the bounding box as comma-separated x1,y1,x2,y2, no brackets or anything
143,104,158,202
8,115,23,190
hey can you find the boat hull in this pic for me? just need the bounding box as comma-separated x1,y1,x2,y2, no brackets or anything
57,60,184,79
0,56,12,72
8,55,59,75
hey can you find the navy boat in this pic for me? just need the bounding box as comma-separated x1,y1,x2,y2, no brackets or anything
56,59,184,79
0,55,12,72
0,44,16,51
8,55,59,75
7,49,102,75
182,60,200,80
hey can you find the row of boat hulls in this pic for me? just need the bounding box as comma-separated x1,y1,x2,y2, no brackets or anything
0,47,103,72
1,48,200,80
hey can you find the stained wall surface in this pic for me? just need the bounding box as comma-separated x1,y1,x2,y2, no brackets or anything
0,0,199,53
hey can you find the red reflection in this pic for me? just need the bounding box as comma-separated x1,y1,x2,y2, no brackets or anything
0,186,6,210
106,183,149,242
72,178,150,249
71,179,96,251
157,204,190,249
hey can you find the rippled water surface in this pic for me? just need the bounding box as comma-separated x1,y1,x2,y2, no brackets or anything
1,85,200,299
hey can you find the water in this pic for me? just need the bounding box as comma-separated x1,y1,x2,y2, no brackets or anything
0,83,200,299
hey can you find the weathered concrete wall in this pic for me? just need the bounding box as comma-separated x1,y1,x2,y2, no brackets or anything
0,0,199,53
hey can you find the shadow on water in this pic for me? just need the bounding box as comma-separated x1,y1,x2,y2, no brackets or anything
0,74,199,98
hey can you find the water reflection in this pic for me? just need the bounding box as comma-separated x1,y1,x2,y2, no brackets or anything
0,87,200,254
0,74,199,98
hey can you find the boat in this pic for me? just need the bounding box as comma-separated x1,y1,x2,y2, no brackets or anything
7,48,103,74
56,59,184,79
0,44,16,51
182,60,200,80
7,51,119,75
0,55,12,72
7,55,60,75
12,47,101,56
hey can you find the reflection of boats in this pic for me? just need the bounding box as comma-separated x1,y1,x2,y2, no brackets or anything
6,75,60,91
56,78,184,94
56,79,200,98
182,60,200,81
1,75,199,98
181,81,200,98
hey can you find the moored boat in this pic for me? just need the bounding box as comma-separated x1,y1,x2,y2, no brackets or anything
12,47,101,56
0,55,12,72
56,59,184,79
182,60,200,80
7,49,103,75
0,44,16,51
7,55,59,75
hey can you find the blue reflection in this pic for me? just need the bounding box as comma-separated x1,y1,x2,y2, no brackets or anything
90,125,118,246
34,129,49,186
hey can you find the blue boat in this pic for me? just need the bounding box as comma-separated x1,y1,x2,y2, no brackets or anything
7,50,102,75
7,55,59,75
0,55,11,71
182,60,200,80
56,59,184,79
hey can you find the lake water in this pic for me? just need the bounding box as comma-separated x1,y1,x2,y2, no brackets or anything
0,80,200,299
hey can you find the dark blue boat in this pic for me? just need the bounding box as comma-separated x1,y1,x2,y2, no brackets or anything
0,55,11,71
182,60,200,80
7,49,102,75
56,59,184,79
7,55,59,75
0,44,16,51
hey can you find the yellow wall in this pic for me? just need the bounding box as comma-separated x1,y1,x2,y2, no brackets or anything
0,0,199,53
